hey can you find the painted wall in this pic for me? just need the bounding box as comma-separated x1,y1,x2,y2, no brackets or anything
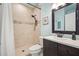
12,4,41,56
41,3,52,36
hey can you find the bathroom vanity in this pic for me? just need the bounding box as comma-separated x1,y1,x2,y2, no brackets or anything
48,3,79,56
41,36,79,56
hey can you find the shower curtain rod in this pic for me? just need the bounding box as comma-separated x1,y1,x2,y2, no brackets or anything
26,3,41,10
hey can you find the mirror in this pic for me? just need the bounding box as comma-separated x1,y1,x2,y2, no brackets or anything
52,3,76,34
64,4,76,31
65,12,76,31
54,8,65,31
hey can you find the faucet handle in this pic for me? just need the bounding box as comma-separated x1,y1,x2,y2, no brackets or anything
57,33,63,38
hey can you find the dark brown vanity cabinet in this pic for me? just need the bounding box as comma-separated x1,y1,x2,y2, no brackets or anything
43,39,79,56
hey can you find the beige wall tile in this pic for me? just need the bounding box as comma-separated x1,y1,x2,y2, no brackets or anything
12,4,41,56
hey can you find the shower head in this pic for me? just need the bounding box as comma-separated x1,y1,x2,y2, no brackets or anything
31,15,36,18
32,15,34,17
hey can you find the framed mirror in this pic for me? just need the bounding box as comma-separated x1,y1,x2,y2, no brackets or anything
52,3,76,34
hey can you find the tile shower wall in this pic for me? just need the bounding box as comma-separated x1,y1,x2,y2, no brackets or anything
12,4,41,56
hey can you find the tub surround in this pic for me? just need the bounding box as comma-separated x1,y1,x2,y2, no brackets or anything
12,4,41,56
40,36,79,49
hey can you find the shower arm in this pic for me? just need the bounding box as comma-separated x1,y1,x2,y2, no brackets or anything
32,15,38,31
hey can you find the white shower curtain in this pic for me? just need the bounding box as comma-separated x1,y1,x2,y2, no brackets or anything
1,3,15,56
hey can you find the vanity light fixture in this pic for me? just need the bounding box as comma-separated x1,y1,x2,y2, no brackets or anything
52,3,66,9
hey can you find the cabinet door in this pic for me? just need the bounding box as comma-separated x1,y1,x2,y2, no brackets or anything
65,46,79,56
43,39,58,56
58,44,69,56
58,43,79,56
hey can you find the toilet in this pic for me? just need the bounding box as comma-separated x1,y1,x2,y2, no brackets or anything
29,44,42,56
29,37,43,56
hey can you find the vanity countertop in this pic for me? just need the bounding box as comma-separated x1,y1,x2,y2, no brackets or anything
40,36,79,49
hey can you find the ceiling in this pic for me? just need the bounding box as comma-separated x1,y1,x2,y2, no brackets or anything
21,3,41,9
